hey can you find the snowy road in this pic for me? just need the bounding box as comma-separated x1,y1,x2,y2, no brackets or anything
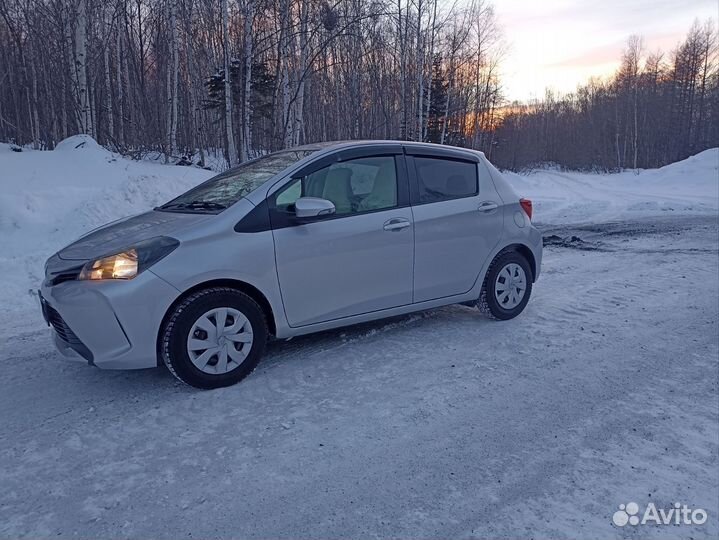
1,215,717,539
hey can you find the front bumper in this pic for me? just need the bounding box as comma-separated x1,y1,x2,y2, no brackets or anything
40,269,180,369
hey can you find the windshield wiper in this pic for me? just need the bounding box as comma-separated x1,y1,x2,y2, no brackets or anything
157,201,227,212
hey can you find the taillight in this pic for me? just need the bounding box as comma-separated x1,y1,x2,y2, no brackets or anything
520,198,532,220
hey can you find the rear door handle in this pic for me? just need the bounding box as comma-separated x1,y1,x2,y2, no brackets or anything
383,218,411,231
478,201,499,212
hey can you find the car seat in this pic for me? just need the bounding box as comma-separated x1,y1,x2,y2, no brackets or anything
357,160,397,211
322,167,354,214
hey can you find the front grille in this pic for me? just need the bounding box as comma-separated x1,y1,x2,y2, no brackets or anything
50,270,81,286
44,254,83,286
45,304,93,362
46,304,81,344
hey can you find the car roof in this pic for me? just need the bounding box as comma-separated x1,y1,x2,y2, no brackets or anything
300,139,481,152
292,140,485,162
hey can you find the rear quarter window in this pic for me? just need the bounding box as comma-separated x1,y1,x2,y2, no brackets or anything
413,157,478,203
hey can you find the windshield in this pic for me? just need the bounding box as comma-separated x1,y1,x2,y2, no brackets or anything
158,149,317,213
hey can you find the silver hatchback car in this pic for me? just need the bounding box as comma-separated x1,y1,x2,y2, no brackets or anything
40,141,542,388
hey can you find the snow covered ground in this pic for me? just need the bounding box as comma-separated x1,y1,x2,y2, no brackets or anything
0,141,717,539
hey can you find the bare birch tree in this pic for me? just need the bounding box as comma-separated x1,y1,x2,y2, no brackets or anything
221,0,237,165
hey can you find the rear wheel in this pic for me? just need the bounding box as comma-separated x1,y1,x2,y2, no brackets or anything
478,251,533,320
161,287,268,389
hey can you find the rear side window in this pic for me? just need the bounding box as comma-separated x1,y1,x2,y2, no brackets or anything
413,157,478,203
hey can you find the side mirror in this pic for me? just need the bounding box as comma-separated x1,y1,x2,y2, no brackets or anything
294,197,336,220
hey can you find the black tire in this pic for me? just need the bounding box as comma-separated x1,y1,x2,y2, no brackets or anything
478,251,533,320
160,287,268,389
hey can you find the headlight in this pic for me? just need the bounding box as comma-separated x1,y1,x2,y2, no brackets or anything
79,250,138,280
78,237,179,281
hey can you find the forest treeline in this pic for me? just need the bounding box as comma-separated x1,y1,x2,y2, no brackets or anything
0,0,504,167
493,22,719,171
0,0,716,172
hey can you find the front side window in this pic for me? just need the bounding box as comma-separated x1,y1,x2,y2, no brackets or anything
414,157,478,203
274,156,398,216
159,149,316,212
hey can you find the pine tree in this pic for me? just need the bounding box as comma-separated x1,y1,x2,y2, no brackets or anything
426,54,448,143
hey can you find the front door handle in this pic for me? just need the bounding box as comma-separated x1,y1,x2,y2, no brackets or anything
478,201,499,213
383,218,411,231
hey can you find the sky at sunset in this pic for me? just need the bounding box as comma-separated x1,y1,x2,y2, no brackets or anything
493,0,718,102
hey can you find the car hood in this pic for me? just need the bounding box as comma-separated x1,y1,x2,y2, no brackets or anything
57,210,212,261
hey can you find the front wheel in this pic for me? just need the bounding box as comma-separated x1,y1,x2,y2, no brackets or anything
478,251,533,320
160,287,268,389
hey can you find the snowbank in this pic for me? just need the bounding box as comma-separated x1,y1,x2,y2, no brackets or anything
0,137,213,336
504,148,719,224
